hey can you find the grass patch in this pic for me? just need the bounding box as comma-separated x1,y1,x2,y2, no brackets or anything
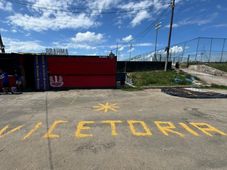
206,63,227,72
121,86,144,91
128,70,193,87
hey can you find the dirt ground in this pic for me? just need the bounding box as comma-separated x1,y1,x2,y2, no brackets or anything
182,65,227,86
0,89,227,170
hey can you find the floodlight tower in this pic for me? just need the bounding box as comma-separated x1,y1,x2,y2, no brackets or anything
154,22,161,61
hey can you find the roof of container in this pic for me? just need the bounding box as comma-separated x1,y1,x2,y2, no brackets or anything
0,52,117,59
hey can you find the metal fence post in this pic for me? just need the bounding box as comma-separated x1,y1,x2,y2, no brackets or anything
195,37,200,62
220,38,226,62
181,42,186,61
187,55,190,68
209,38,213,63
200,52,203,63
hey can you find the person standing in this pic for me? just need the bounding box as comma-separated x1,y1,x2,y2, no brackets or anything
0,69,9,94
14,69,23,92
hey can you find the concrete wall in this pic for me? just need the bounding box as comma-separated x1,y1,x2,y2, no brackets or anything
117,61,172,72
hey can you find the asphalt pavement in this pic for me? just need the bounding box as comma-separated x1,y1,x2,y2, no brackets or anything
0,89,227,170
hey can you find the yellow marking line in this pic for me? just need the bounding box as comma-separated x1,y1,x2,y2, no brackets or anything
0,120,226,140
75,121,94,138
155,121,184,137
43,120,68,139
128,120,152,136
93,102,119,112
102,120,123,136
179,122,199,136
23,122,42,140
190,122,227,137
0,125,24,138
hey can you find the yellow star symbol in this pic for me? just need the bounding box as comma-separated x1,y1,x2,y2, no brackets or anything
93,102,119,113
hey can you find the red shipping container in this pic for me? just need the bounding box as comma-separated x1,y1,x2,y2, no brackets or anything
49,75,116,88
48,57,116,88
48,57,116,75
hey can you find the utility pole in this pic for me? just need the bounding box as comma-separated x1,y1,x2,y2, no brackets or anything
154,22,161,61
164,0,175,71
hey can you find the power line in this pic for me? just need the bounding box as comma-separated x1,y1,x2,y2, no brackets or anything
111,7,170,55
154,22,162,61
6,0,172,58
134,9,170,41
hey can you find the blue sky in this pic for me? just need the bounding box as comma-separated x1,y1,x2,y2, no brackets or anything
0,0,226,60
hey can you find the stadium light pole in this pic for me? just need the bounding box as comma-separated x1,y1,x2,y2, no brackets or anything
129,43,132,61
164,0,175,71
154,22,161,61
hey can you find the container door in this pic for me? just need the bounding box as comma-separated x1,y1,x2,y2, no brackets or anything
34,56,48,91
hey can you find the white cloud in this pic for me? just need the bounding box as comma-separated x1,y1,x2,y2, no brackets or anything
122,35,133,42
53,40,96,50
25,33,31,37
213,24,227,28
3,35,98,54
6,0,121,32
52,31,105,51
155,45,183,55
0,0,13,12
118,46,124,51
116,0,186,28
167,13,219,28
7,0,99,32
119,0,166,12
118,0,169,27
165,23,180,28
3,37,45,53
29,0,73,10
87,0,120,13
128,47,135,53
11,29,17,33
72,31,104,43
4,0,187,32
135,43,153,47
131,10,150,27
170,46,183,53
8,13,97,32
0,28,8,32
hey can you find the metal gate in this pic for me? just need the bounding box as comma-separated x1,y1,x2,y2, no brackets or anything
34,56,48,91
